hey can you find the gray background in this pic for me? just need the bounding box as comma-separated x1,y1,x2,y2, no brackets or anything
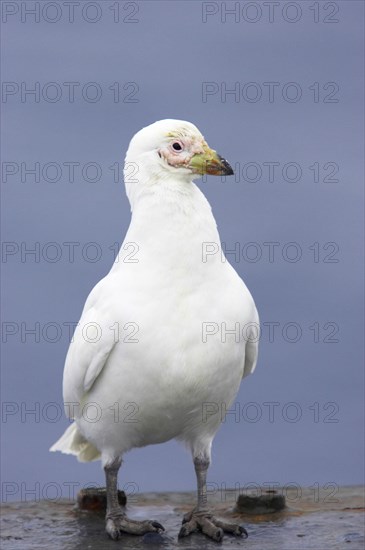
1,1,364,503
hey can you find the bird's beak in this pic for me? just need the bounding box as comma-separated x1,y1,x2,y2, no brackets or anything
189,147,234,176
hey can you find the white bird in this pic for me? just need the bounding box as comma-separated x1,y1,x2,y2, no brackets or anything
51,120,259,542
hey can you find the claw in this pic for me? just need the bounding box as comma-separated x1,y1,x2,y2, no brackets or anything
151,521,165,532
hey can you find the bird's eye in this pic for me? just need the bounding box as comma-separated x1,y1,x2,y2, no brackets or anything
172,142,183,152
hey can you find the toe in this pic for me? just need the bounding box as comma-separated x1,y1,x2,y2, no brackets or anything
178,519,198,538
105,519,120,540
182,508,195,523
212,517,248,537
199,517,224,542
122,519,163,535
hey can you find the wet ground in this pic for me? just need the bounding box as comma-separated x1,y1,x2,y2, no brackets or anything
1,486,364,549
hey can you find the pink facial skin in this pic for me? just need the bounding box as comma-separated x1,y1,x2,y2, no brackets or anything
158,135,207,170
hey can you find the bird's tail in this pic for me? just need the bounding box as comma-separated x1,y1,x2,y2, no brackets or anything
49,423,101,462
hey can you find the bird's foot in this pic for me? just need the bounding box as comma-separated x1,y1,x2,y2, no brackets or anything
178,508,247,543
106,509,164,540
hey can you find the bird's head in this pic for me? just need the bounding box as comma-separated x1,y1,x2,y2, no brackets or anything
125,119,233,182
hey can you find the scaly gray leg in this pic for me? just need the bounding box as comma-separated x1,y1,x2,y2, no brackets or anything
104,459,164,540
178,456,248,542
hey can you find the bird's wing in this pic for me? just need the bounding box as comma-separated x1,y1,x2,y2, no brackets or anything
62,279,117,417
242,304,259,379
242,339,259,378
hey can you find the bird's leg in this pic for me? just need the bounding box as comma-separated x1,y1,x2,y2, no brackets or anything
195,456,209,513
105,458,122,519
104,458,164,540
178,456,248,542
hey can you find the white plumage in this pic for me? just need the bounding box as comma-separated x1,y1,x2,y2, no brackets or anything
51,119,259,541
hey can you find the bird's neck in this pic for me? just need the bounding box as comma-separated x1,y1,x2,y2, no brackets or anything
113,178,222,270
133,177,218,231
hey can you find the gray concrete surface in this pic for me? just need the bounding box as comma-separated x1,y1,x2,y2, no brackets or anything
1,486,364,549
